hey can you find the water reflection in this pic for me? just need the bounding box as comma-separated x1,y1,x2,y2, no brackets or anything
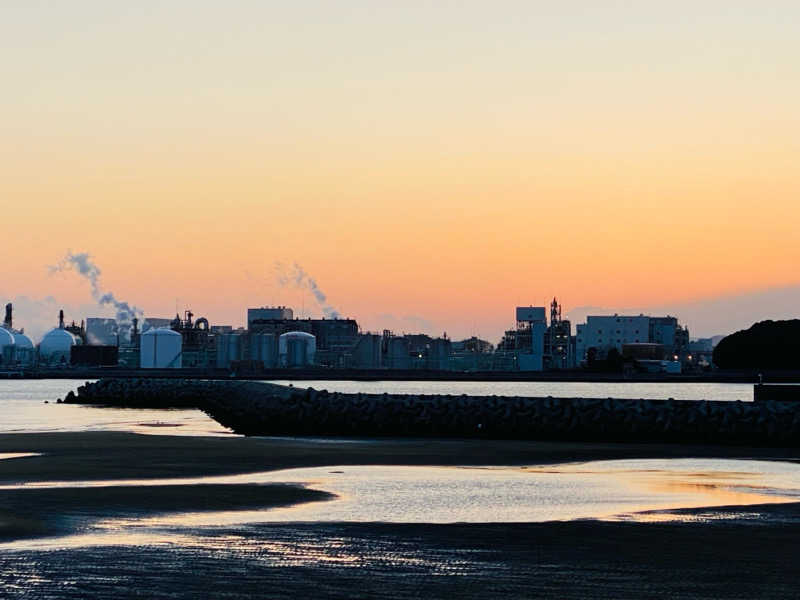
0,379,755,436
0,453,40,461
3,458,800,552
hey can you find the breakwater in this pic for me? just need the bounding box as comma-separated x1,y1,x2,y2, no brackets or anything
755,384,800,403
62,378,269,409
66,378,800,445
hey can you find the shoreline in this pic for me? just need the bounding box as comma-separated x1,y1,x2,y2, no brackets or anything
4,431,800,484
1,431,800,541
3,432,800,597
4,366,797,383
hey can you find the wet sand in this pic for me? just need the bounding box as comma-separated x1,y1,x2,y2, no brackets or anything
2,514,800,599
0,484,333,541
2,432,800,598
3,431,800,483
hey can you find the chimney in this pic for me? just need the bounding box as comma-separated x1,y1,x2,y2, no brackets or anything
58,309,65,329
3,303,11,329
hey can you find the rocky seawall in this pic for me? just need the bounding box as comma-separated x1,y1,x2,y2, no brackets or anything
66,378,800,445
62,378,287,409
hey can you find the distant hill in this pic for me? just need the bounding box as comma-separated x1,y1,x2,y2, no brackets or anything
710,335,726,347
712,320,800,370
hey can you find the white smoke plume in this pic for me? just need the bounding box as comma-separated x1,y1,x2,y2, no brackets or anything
274,261,341,319
50,251,143,341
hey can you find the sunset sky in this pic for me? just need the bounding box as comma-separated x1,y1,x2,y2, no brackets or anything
3,1,799,341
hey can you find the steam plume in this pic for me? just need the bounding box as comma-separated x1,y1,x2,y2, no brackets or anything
274,262,341,319
50,251,142,341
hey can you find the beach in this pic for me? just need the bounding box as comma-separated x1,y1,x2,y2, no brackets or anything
2,431,800,598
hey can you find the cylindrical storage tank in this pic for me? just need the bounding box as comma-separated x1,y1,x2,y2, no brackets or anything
140,328,182,369
278,331,316,367
0,328,15,366
11,331,34,366
215,333,243,369
249,333,277,368
38,328,78,366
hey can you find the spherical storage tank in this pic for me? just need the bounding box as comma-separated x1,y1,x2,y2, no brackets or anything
0,328,15,365
278,331,316,367
39,328,79,365
12,331,34,366
140,328,182,369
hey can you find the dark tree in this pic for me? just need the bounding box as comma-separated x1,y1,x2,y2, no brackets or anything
712,320,800,370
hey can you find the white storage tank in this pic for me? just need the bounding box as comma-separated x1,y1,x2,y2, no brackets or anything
0,328,15,366
249,333,277,368
278,331,316,367
215,333,244,369
140,328,182,369
39,328,79,365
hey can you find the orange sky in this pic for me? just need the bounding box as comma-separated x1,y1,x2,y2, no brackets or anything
3,2,799,340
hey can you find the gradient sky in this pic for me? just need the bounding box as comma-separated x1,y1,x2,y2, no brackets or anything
3,1,799,341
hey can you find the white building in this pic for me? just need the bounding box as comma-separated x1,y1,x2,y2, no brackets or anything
575,315,650,363
515,306,547,371
575,314,689,364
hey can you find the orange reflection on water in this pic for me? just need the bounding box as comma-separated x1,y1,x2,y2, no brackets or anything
0,453,40,461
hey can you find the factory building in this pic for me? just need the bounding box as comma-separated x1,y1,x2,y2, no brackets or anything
71,345,118,367
382,334,412,369
576,315,651,364
575,314,689,366
649,316,690,360
245,310,359,369
169,311,214,367
449,337,495,371
247,307,293,328
544,298,573,370
377,331,452,370
494,299,575,371
496,306,547,371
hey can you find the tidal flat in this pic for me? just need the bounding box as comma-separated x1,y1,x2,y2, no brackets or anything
1,432,800,598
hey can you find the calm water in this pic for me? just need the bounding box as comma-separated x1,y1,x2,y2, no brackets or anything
89,458,800,525
0,379,754,435
0,380,800,564
4,458,800,552
0,380,229,436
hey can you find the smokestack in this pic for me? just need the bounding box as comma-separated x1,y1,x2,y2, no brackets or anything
58,309,65,329
3,303,11,329
131,317,140,348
